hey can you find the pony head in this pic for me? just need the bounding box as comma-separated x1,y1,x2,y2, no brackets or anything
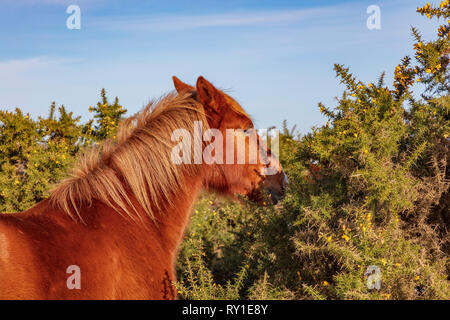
173,76,288,204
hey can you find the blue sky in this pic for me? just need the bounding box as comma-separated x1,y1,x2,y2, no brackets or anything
0,0,442,133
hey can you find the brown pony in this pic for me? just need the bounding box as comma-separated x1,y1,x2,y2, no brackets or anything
0,76,287,299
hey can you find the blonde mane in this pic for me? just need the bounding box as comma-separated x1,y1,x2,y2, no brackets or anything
50,92,208,222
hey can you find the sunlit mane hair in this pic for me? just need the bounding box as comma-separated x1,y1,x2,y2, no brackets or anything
50,92,208,222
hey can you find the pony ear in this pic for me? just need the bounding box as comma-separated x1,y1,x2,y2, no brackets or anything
196,76,229,128
172,76,194,93
196,76,222,111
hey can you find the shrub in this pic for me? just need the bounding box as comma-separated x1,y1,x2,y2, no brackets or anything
175,2,449,300
0,89,124,212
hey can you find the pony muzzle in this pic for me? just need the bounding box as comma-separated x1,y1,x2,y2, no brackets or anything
264,170,288,205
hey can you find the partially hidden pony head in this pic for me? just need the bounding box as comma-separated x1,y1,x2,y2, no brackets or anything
50,76,287,223
173,76,288,204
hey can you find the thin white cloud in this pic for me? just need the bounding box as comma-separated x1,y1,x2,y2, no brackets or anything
0,56,75,74
3,0,91,5
91,7,338,32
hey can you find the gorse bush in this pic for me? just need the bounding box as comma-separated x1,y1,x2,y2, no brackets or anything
176,2,449,300
85,88,127,141
0,90,125,212
0,1,448,300
0,105,80,212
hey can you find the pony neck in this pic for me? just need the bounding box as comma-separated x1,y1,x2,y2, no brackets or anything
151,173,204,252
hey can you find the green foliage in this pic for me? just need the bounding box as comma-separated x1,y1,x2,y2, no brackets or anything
0,105,81,212
175,2,450,300
0,89,125,212
84,88,127,142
